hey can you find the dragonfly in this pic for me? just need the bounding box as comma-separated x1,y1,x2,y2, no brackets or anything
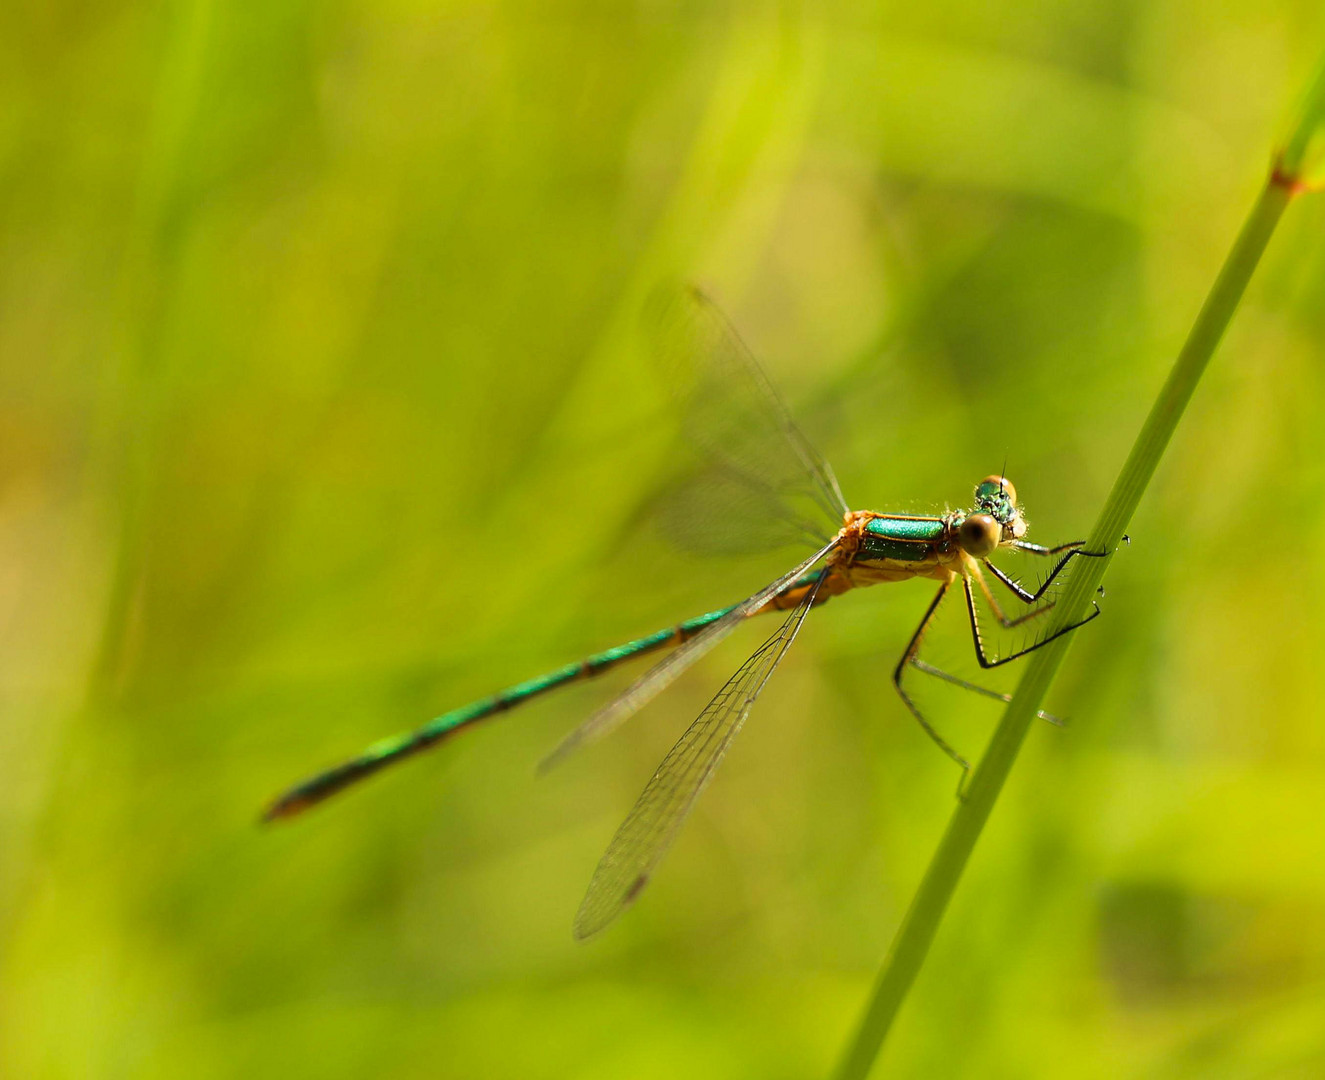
264,286,1105,940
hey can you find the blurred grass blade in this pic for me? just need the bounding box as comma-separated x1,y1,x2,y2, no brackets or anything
833,48,1325,1080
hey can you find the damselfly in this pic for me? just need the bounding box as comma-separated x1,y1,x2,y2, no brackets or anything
265,286,1104,939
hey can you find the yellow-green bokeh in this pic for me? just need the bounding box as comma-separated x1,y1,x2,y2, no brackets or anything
4,2,1325,1077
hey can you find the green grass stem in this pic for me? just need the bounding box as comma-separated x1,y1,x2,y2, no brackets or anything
833,52,1325,1080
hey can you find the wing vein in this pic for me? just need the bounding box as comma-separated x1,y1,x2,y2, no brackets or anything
572,572,825,939
539,538,837,772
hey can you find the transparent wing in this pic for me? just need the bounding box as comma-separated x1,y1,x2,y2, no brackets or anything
572,572,825,940
539,539,837,773
644,284,849,552
649,464,834,556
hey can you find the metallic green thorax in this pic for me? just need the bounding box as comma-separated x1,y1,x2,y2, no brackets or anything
861,515,947,562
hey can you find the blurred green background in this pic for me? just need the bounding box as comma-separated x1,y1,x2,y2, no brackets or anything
5,1,1325,1076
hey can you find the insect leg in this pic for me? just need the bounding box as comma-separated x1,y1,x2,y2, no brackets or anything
893,578,971,776
908,658,1065,726
984,543,1106,607
964,574,1100,669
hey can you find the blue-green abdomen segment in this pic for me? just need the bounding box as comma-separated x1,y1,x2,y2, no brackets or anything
263,604,739,819
860,515,945,561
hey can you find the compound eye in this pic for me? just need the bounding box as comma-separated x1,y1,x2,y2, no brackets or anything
959,513,1001,557
977,475,1017,508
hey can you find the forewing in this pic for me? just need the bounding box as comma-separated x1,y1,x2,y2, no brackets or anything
645,284,848,551
540,539,836,773
572,573,824,940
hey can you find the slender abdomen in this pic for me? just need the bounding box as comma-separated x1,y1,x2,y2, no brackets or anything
264,602,741,819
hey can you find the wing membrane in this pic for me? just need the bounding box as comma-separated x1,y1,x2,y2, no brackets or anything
540,539,836,773
572,573,824,939
645,284,849,551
